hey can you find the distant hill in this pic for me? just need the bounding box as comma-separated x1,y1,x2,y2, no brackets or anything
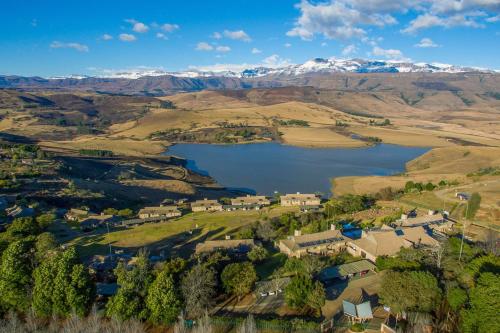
1,58,499,96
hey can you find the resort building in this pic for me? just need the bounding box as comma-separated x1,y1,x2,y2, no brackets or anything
195,239,256,254
278,225,348,257
280,193,321,207
6,205,35,219
138,206,181,219
318,260,376,283
392,211,446,228
79,214,119,230
191,199,223,212
65,208,91,222
346,226,439,262
230,195,271,207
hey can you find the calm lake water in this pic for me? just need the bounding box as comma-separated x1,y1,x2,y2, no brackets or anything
167,143,429,196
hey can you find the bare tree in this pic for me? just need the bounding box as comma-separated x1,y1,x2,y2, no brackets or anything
181,264,217,318
481,229,499,255
174,312,188,333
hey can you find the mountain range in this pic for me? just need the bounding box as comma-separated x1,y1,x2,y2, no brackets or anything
1,58,498,96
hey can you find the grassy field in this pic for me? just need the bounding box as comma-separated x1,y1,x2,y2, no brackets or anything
69,206,296,259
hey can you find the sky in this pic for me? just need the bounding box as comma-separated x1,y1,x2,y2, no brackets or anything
0,0,499,77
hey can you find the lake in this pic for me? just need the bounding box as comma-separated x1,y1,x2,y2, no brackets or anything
166,143,429,196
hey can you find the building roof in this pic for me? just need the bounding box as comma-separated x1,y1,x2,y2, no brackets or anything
67,208,90,216
281,229,347,252
191,199,222,208
281,193,319,201
318,260,376,280
395,214,444,227
138,206,180,215
350,226,438,257
195,239,255,253
231,195,270,205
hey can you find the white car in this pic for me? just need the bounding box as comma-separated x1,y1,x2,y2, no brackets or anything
268,291,276,296
260,292,268,297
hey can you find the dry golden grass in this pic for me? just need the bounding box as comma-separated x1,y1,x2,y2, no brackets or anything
40,137,168,156
122,179,196,194
280,126,366,148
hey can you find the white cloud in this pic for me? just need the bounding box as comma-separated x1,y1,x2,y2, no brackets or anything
284,43,292,48
211,32,222,39
287,0,399,41
216,45,231,52
187,55,294,73
102,34,113,41
31,19,37,27
50,41,89,52
287,0,499,40
372,46,408,60
125,19,149,33
196,42,213,51
321,42,328,47
414,37,439,48
486,15,500,22
223,30,252,42
119,33,137,42
251,47,262,54
402,13,484,34
342,44,358,56
161,23,179,32
262,54,292,67
156,33,168,40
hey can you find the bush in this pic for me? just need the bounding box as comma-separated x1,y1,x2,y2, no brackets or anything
350,323,365,332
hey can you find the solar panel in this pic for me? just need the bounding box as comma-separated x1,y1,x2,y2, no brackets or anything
343,300,357,317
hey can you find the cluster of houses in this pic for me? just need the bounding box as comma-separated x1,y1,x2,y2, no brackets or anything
192,210,452,268
279,210,450,262
67,193,322,230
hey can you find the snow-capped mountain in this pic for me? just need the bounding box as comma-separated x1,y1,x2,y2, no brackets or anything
82,58,494,80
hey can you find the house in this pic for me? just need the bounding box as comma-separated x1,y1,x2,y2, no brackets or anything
79,214,118,229
191,199,223,212
280,193,321,207
6,205,35,219
392,211,445,228
279,225,349,257
456,192,470,201
223,204,262,211
346,226,439,262
65,208,91,222
195,239,256,254
231,195,271,207
138,206,181,219
318,260,376,283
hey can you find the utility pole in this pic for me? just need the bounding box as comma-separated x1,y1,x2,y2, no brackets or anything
459,201,469,262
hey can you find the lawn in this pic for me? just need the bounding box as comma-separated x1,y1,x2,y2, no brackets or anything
68,206,295,258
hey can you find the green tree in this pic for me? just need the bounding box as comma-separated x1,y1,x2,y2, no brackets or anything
106,252,153,320
379,270,441,314
0,238,35,311
145,270,182,324
6,217,40,240
181,264,217,318
461,272,500,333
221,262,257,300
32,247,94,317
34,232,57,262
284,274,325,316
36,213,56,230
466,192,481,219
118,208,134,218
247,246,269,263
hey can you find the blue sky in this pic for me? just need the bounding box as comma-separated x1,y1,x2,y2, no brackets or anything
1,0,499,76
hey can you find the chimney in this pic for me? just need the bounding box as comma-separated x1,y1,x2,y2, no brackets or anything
294,230,302,237
428,210,435,215
401,214,408,220
330,224,336,230
225,235,231,240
